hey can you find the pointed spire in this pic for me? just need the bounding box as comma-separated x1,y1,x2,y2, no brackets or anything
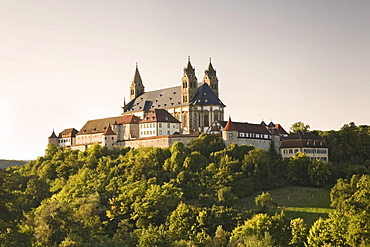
205,57,216,76
49,129,58,139
123,97,126,107
131,63,143,86
103,124,117,136
185,56,193,69
223,117,237,131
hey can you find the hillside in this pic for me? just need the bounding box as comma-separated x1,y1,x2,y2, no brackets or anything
0,134,369,246
0,159,27,169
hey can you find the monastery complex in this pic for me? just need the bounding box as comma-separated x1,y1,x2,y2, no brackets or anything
49,58,329,161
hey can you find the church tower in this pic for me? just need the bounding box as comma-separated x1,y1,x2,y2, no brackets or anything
203,58,219,96
130,63,145,101
181,56,198,104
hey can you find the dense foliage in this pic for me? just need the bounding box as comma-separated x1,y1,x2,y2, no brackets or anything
0,127,369,246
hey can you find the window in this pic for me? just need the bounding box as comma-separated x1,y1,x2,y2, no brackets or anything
167,123,170,128
159,130,162,135
289,149,293,154
204,114,209,127
159,123,162,128
167,131,170,135
229,133,233,139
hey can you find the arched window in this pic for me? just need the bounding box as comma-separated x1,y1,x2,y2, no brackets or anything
204,114,209,127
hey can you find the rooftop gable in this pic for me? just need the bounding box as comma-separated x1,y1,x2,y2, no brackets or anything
140,109,180,123
218,120,270,134
77,116,123,135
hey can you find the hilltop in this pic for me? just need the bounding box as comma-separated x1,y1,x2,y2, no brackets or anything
0,159,27,169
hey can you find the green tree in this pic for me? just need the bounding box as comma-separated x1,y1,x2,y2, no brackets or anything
255,192,275,212
138,225,173,247
167,202,197,241
290,121,310,133
187,133,225,157
289,218,307,246
287,152,310,186
308,159,333,187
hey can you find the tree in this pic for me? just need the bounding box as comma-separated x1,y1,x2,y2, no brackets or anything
289,218,307,246
290,121,310,134
167,202,197,241
187,133,225,157
255,192,275,212
138,225,173,247
308,159,333,187
287,152,310,186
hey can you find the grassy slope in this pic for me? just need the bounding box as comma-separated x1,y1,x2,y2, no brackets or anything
242,186,333,225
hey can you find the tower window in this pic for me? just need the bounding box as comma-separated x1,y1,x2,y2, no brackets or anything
204,115,209,127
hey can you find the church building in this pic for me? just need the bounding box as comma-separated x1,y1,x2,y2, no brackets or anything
122,57,226,134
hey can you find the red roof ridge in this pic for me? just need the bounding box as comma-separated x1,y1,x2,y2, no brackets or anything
102,124,117,136
223,117,237,131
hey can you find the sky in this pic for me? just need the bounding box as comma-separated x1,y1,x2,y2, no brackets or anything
1,0,370,160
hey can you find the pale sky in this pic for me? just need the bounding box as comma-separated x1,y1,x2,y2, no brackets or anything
1,0,370,160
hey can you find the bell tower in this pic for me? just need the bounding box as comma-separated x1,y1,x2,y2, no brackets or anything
203,57,219,96
130,63,145,101
181,56,198,104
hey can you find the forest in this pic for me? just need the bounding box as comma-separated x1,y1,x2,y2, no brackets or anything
0,122,370,246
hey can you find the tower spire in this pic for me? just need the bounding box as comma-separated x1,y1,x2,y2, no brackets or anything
129,63,145,100
203,58,218,96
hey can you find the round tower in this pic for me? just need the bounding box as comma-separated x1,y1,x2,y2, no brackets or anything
222,117,238,147
48,130,59,145
102,124,118,149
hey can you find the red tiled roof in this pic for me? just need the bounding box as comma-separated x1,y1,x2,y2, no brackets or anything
118,114,141,124
211,125,220,132
102,124,117,136
223,117,238,131
220,120,270,134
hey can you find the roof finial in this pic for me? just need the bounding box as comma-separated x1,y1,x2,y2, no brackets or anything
123,97,126,106
136,62,138,68
188,55,190,62
209,57,212,63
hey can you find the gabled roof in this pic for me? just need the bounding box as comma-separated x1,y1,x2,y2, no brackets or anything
59,128,78,138
218,120,270,134
78,116,123,135
280,131,328,148
189,83,225,106
123,85,182,113
118,114,141,124
273,124,288,135
102,124,117,136
124,83,225,113
140,109,181,123
287,131,323,140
